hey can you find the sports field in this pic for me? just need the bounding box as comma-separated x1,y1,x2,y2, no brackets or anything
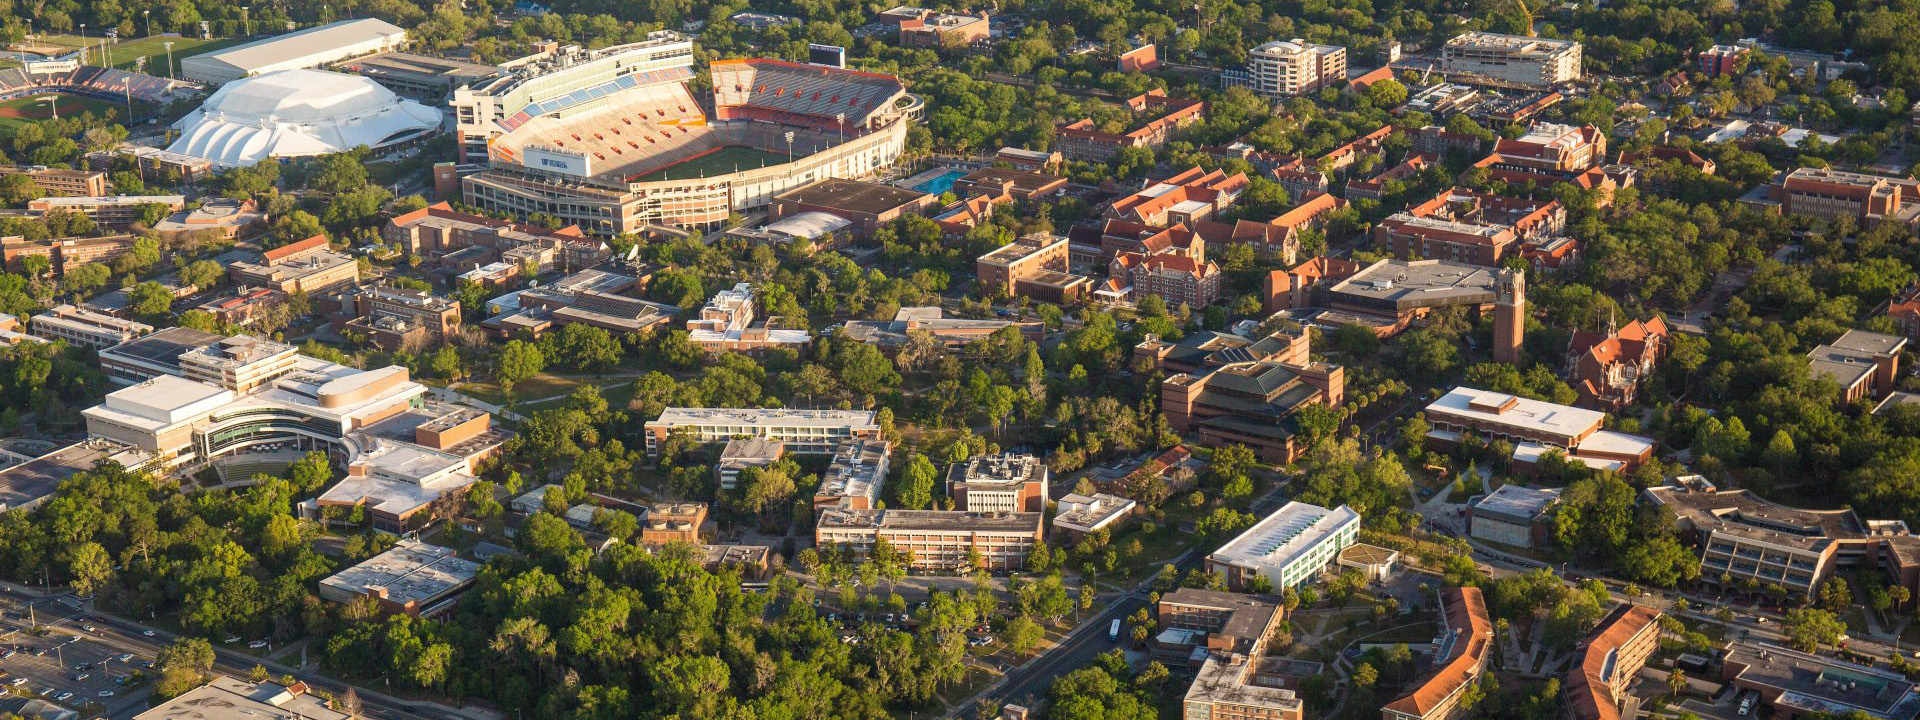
105,36,250,75
0,92,125,130
633,146,793,181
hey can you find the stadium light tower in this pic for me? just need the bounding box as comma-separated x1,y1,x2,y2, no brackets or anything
144,10,152,37
78,24,86,64
784,130,795,163
836,112,845,145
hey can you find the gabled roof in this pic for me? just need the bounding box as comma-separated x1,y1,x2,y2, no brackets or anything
1383,586,1492,718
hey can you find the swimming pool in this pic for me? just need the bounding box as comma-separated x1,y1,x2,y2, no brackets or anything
912,169,969,194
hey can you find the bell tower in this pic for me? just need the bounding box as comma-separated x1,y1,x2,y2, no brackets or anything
1494,267,1526,364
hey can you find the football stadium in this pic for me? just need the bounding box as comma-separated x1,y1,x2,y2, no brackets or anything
455,31,922,234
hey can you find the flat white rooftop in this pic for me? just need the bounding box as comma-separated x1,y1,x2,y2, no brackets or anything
651,408,878,428
1425,386,1605,439
1210,500,1359,573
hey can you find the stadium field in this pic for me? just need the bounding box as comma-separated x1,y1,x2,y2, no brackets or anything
633,146,794,181
107,36,250,75
0,92,126,131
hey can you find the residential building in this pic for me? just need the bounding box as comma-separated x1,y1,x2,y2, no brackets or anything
644,408,880,455
1423,387,1655,471
686,283,813,353
29,304,152,349
1105,167,1249,227
1136,328,1311,374
1442,32,1583,88
1345,154,1431,201
1722,641,1920,720
1778,167,1920,224
317,540,481,617
1119,44,1161,73
640,502,709,544
1104,250,1223,308
339,285,463,350
2,235,137,275
1565,604,1664,720
1700,45,1748,76
1566,316,1669,409
1808,329,1907,405
994,147,1062,172
133,678,349,720
1207,501,1359,590
815,508,1046,571
976,234,1092,303
26,195,185,228
1054,90,1207,161
948,453,1049,513
770,179,938,236
1245,40,1347,97
0,165,108,196
1468,484,1561,549
1471,123,1607,188
816,439,892,510
1374,188,1567,266
1646,482,1920,599
229,235,360,295
880,6,991,47
837,306,1043,349
1162,359,1345,463
1380,587,1493,720
716,438,785,490
1053,492,1137,539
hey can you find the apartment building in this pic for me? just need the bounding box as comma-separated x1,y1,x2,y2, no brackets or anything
1,235,137,275
643,408,880,455
1779,167,1920,224
815,508,1045,571
816,439,892,510
1423,387,1655,471
880,6,992,47
976,234,1091,303
1565,605,1664,720
229,235,360,295
384,202,609,272
1442,32,1583,88
26,195,184,227
1054,90,1207,162
686,283,812,353
1206,501,1360,590
1245,40,1347,98
1380,587,1493,720
1162,359,1344,463
1105,167,1249,227
948,453,1049,513
1645,483,1920,599
0,165,109,196
30,304,152,349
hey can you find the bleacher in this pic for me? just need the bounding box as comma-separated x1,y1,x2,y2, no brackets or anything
0,65,175,103
498,66,696,133
502,78,718,181
711,59,906,129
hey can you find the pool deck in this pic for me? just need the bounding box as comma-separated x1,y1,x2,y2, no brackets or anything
899,166,969,194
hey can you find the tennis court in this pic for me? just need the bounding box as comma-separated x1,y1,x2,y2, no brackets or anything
633,145,794,181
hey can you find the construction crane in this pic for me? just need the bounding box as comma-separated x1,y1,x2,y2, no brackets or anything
1505,0,1538,36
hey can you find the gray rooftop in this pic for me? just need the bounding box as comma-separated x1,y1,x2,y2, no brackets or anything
1326,259,1502,311
1472,484,1562,522
188,18,406,74
318,540,480,608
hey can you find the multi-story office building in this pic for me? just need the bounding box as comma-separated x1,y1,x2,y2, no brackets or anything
0,165,109,196
1245,40,1347,97
339,285,463,350
643,408,880,455
976,234,1091,303
1136,328,1311,375
30,304,152,349
816,507,1045,571
2,235,138,276
1161,359,1344,463
1423,387,1655,471
26,195,185,227
1468,484,1561,549
1645,482,1920,599
229,235,360,295
716,438,785,490
947,453,1049,513
1720,641,1920,719
1442,32,1583,88
1155,588,1304,720
1565,604,1663,720
816,439,891,510
98,327,227,385
1779,167,1920,224
686,283,812,353
1381,587,1492,720
178,335,302,392
1206,501,1360,590
1807,329,1907,406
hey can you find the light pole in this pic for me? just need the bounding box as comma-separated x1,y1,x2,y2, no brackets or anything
163,41,173,79
144,10,151,37
241,7,251,38
77,24,86,65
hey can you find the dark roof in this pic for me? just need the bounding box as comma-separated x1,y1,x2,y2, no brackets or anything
775,179,932,216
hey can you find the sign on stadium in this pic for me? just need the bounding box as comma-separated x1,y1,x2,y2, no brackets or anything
523,146,594,178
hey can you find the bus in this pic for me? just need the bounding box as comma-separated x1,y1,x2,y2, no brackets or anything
1109,619,1122,642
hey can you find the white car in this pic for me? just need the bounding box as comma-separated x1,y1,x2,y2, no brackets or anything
247,640,268,649
55,692,73,702
115,654,132,663
140,630,154,637
223,636,241,644
97,690,114,698
8,678,24,686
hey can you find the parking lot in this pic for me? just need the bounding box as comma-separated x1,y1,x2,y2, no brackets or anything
0,598,154,717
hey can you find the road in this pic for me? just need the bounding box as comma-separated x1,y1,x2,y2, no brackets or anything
0,586,468,720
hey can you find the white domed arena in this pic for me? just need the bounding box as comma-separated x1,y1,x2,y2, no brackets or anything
167,68,443,167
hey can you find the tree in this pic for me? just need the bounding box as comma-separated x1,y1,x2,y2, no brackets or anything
1365,78,1409,108
1353,662,1379,692
1294,404,1341,450
65,541,112,595
1005,616,1042,654
129,281,175,322
497,340,545,395
1783,608,1847,652
895,453,937,510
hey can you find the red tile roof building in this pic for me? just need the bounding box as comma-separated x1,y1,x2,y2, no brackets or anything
1374,187,1567,266
1469,123,1607,187
1345,154,1432,201
1054,90,1207,161
1381,587,1492,720
1264,256,1366,313
1105,250,1222,308
1566,316,1669,410
1104,166,1250,227
1564,605,1664,720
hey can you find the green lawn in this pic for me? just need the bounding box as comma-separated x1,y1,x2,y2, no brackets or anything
107,35,251,76
633,145,792,181
0,92,128,131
